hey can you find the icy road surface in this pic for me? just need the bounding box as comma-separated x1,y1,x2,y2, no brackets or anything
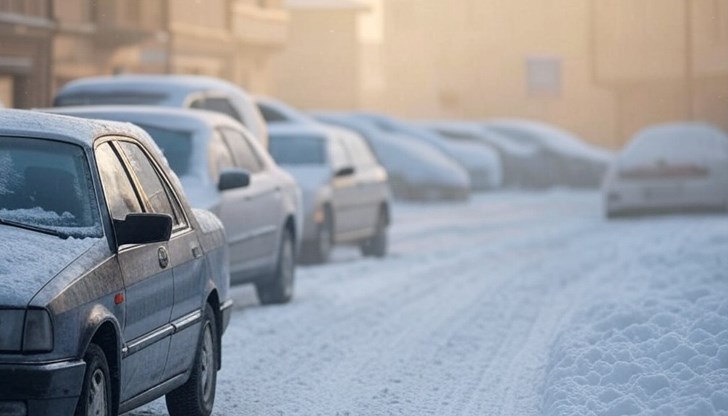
129,191,728,416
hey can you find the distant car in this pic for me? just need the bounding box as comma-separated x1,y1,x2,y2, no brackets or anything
0,109,231,416
604,123,728,217
313,112,472,200
268,122,391,263
416,121,546,188
53,74,269,148
483,119,613,188
47,106,302,304
348,112,501,191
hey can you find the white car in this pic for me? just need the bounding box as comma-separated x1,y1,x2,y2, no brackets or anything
314,112,472,201
604,123,728,217
53,74,269,148
46,106,303,304
484,119,613,188
350,113,502,191
417,121,541,189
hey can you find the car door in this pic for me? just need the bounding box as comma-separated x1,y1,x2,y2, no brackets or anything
328,137,359,239
115,141,207,380
95,141,174,400
220,127,281,271
340,134,382,234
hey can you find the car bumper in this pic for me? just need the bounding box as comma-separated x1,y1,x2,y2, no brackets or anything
0,360,85,416
605,180,728,216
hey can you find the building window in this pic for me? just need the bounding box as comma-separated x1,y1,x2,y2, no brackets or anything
526,57,562,98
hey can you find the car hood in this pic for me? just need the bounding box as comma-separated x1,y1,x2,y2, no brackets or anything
0,225,101,307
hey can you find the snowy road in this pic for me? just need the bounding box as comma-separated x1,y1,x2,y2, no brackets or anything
129,191,728,416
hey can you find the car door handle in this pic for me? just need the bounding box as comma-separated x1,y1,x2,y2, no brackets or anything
192,246,203,259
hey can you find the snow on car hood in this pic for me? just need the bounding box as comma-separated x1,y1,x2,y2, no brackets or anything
0,225,101,307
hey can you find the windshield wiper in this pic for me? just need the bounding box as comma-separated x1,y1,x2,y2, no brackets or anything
0,217,71,239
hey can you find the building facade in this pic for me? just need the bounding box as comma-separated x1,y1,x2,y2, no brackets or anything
271,0,369,109
0,0,54,108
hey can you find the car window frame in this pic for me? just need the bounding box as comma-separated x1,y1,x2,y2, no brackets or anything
96,136,191,236
218,127,266,174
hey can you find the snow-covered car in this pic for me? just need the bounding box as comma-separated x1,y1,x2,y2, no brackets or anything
0,109,231,416
604,122,728,217
483,119,613,188
313,112,471,201
269,122,391,264
52,74,269,149
349,112,502,191
415,120,547,188
46,106,302,305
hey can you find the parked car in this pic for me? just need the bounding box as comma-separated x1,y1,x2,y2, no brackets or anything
0,109,232,416
313,112,471,200
604,122,728,217
46,106,302,304
416,120,545,188
268,122,391,263
483,119,613,188
53,74,269,148
349,112,502,191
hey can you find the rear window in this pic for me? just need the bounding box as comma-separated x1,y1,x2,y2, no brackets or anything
54,92,167,107
622,126,728,166
135,124,194,176
269,134,326,165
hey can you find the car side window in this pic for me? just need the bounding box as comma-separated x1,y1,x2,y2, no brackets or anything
328,138,351,172
343,135,377,168
204,97,244,124
117,141,186,230
220,128,263,173
208,130,236,183
95,142,143,221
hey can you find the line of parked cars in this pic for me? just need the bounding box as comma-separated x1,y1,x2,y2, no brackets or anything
3,72,719,416
0,75,399,416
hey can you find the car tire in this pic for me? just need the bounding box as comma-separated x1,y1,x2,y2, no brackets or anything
166,304,218,416
360,209,388,258
75,343,112,416
256,228,295,305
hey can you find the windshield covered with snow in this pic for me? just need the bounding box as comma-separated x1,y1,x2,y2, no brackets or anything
0,137,102,239
269,134,326,166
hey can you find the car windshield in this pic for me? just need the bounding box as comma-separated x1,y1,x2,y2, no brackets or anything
0,137,102,238
54,92,167,106
269,134,326,165
135,124,194,176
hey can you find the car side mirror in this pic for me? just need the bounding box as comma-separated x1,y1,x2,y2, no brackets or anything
334,166,356,178
218,168,250,191
113,213,172,247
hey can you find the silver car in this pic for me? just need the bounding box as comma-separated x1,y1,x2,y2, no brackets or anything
604,122,728,217
53,74,269,149
47,106,302,304
268,123,391,264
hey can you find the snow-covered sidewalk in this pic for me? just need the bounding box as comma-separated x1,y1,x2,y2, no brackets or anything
129,191,728,416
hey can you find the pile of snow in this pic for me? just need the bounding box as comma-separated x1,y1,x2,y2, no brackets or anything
542,234,728,416
620,123,728,168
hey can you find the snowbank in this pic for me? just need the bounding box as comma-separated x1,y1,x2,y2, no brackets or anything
542,227,728,416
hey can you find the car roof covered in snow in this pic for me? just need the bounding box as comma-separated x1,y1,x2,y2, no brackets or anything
42,105,244,137
0,108,150,148
56,74,250,99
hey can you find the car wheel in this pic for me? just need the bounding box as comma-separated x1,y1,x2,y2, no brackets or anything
75,343,112,416
360,210,388,258
166,304,218,416
256,228,295,305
